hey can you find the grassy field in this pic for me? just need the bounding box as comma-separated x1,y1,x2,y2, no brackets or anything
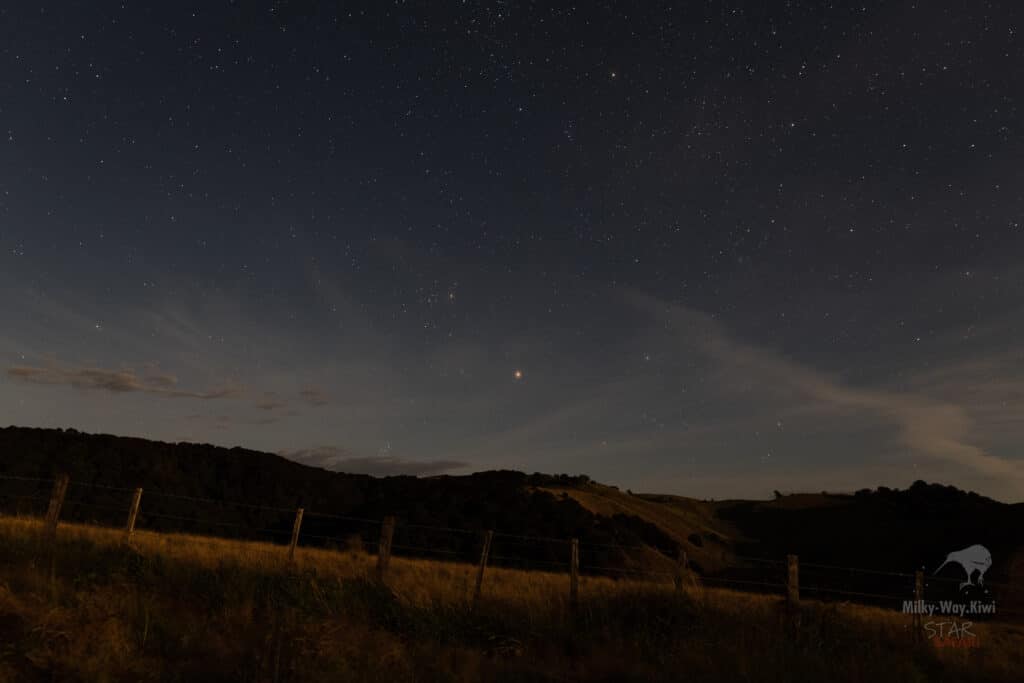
0,515,1020,682
538,482,738,573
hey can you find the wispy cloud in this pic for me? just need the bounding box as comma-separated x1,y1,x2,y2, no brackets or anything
299,387,330,406
255,392,288,411
7,362,238,400
439,290,1024,499
627,292,1024,488
3,248,1022,501
281,446,467,476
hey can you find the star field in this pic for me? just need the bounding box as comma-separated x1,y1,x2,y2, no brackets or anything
1,2,1022,500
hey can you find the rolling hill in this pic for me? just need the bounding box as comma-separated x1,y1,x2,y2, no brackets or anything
0,425,1021,601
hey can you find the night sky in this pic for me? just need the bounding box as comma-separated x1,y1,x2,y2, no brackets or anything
2,2,1022,501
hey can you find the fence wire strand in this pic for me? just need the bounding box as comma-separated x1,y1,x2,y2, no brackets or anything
0,473,1019,625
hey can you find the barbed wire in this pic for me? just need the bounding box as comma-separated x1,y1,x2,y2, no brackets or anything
492,530,572,545
733,554,787,566
577,539,650,552
0,474,57,484
70,480,139,493
137,510,293,538
800,585,911,602
923,573,1011,590
133,529,292,557
0,474,1019,621
489,553,572,570
391,543,464,558
300,531,379,549
302,510,382,525
141,489,298,515
800,560,916,579
700,576,787,590
580,564,675,578
0,492,50,502
62,498,137,514
397,521,481,536
11,505,1024,621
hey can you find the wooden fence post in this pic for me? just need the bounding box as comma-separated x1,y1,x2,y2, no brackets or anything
472,530,494,607
376,516,396,582
913,570,924,641
787,554,800,605
44,474,70,536
674,548,687,592
569,538,579,608
288,507,304,562
124,488,143,544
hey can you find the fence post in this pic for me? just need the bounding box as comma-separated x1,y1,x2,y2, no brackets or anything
787,554,800,605
44,474,70,536
569,538,579,608
288,507,304,562
376,516,395,582
124,487,143,544
674,548,687,592
913,570,924,641
473,530,494,608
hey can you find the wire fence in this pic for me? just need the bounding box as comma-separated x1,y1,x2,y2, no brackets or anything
0,473,1020,621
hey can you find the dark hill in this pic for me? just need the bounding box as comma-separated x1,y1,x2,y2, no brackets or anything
711,485,1024,613
0,426,676,572
1,425,1020,611
715,483,1024,579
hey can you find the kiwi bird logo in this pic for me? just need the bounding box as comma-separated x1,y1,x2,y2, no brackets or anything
935,544,992,589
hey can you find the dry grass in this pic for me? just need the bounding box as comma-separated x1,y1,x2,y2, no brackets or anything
0,514,1021,682
540,483,738,572
16,515,610,612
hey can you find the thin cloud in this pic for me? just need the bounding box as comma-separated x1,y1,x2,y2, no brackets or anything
627,291,1024,487
255,393,288,411
447,291,1024,495
299,387,330,406
184,413,288,427
282,446,467,477
7,363,238,400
